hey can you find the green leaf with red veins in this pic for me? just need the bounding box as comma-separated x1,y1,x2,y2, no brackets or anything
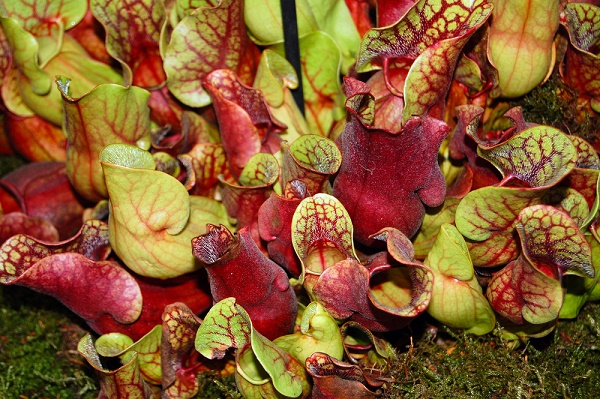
1,0,86,36
291,193,357,291
517,205,594,278
562,169,600,215
477,126,577,188
0,220,143,327
186,142,228,196
274,301,344,365
219,152,279,231
542,187,589,228
560,3,600,112
455,186,545,267
561,233,600,318
488,0,559,98
281,135,341,195
78,334,156,399
90,0,166,87
196,297,306,398
369,228,433,318
487,255,563,326
253,50,310,143
204,69,286,179
570,135,600,170
59,78,151,202
161,303,204,399
356,0,492,72
94,326,163,385
402,6,492,122
101,144,231,279
424,224,495,335
413,197,459,259
195,297,251,359
0,212,59,244
270,31,345,137
164,0,259,107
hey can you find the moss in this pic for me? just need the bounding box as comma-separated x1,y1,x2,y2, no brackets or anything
0,285,98,398
511,72,600,140
383,302,600,399
194,372,241,399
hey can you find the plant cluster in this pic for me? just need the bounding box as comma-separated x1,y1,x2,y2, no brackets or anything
1,0,600,397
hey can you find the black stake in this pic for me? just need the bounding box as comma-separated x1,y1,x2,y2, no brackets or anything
280,0,305,115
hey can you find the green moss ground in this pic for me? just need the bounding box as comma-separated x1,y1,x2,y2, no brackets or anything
1,282,599,398
383,303,600,399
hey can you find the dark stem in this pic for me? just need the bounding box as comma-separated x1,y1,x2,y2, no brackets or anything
280,0,305,115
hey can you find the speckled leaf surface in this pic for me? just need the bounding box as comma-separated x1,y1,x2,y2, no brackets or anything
185,142,228,197
0,211,59,244
164,0,259,107
59,79,151,201
488,0,559,97
1,0,86,38
101,144,230,279
401,2,492,121
91,0,166,86
195,297,251,359
424,224,495,335
542,187,590,228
